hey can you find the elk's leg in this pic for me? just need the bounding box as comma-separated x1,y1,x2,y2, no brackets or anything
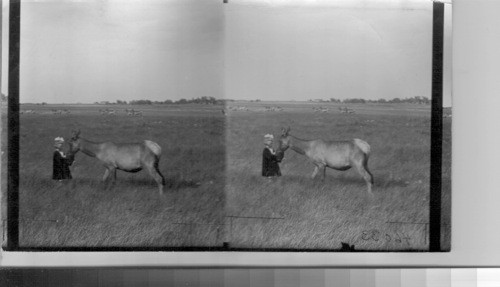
355,162,374,195
155,165,166,186
146,162,165,195
103,168,110,182
365,165,374,186
311,165,319,179
322,165,327,181
102,168,111,189
111,168,117,188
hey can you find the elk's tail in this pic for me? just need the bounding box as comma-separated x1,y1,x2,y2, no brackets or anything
353,138,371,158
144,140,162,158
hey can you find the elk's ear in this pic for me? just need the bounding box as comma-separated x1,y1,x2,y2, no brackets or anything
282,126,290,136
281,127,287,136
71,129,80,139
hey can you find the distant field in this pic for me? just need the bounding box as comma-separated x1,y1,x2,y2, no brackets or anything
225,101,451,251
16,104,225,247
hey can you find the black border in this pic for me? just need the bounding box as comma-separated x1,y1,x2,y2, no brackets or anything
6,0,21,251
429,1,444,252
4,1,446,252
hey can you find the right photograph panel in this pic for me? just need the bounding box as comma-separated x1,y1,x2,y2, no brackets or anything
224,0,452,251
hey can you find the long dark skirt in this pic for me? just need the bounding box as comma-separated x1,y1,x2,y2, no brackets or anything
52,151,74,180
262,148,283,177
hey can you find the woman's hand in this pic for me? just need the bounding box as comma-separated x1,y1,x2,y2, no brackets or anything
276,150,285,162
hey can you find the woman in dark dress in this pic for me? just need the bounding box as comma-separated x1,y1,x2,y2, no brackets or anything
52,137,74,181
262,134,284,177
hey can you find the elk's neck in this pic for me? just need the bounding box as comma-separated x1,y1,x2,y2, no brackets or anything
289,136,310,156
79,139,102,158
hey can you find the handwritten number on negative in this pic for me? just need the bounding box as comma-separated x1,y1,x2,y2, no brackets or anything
361,230,411,245
371,230,380,241
395,232,402,243
385,233,391,242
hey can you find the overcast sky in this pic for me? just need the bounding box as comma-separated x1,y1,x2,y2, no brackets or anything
1,0,451,106
225,0,452,106
3,0,223,104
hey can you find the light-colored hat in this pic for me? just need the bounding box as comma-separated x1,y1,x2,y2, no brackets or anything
54,137,65,143
264,134,274,143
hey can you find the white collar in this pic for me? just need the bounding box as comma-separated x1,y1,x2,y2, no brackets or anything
266,146,275,154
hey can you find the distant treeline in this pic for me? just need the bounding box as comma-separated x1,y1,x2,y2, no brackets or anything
95,96,430,105
311,96,431,104
95,96,224,105
7,93,431,105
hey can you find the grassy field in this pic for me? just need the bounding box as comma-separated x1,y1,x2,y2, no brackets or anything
14,104,225,248
1,101,451,251
225,101,451,251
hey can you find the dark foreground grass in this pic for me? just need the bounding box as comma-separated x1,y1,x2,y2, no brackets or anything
17,104,225,248
226,102,451,251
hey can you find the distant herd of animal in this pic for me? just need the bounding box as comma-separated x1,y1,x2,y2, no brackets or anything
21,105,453,118
19,108,145,116
223,106,357,114
100,108,143,116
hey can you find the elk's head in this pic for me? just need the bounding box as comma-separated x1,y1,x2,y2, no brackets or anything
68,129,82,154
278,127,291,152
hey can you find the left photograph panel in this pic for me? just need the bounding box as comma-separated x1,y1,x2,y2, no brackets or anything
3,0,225,248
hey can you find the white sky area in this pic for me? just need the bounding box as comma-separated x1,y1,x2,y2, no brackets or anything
1,0,451,106
3,0,223,104
225,0,452,106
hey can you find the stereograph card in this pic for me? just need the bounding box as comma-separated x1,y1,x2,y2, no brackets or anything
0,0,452,255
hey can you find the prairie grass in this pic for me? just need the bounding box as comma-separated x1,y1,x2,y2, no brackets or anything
225,102,451,251
15,104,225,247
1,102,451,251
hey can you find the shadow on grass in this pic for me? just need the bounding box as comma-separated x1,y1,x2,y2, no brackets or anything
101,177,203,190
30,176,205,193
164,177,203,189
335,174,409,189
277,173,409,190
278,174,363,187
22,178,83,192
